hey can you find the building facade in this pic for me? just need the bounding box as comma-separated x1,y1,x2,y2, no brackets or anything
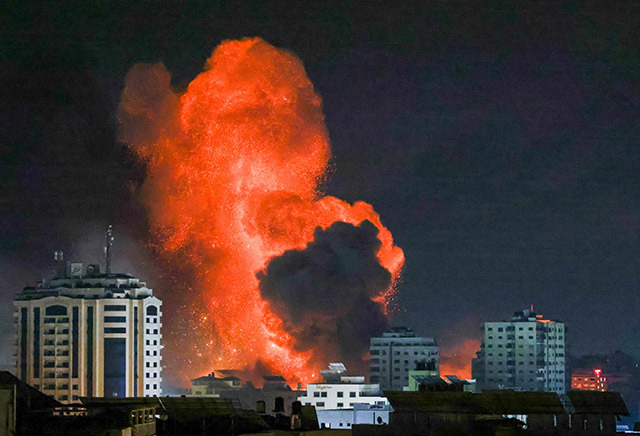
472,308,565,393
369,327,439,391
14,262,162,403
297,363,389,429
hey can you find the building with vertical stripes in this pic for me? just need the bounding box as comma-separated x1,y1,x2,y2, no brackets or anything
14,261,162,403
471,308,566,393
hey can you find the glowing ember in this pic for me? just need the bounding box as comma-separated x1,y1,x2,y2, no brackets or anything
118,37,404,385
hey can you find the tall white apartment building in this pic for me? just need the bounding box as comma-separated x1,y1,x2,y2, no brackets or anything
369,327,439,391
472,308,566,393
14,261,162,403
297,364,389,429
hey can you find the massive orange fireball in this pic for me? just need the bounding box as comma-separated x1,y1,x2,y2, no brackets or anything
118,37,404,385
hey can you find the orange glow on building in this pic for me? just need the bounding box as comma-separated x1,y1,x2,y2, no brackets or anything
571,368,606,391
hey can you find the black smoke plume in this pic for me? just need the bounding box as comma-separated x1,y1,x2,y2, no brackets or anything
257,220,391,374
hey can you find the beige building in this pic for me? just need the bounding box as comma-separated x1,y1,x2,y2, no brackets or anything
14,262,162,403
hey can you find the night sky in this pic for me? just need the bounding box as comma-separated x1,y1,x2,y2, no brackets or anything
2,1,640,374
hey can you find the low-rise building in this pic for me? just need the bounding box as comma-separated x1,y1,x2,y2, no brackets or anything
190,371,303,416
298,363,389,429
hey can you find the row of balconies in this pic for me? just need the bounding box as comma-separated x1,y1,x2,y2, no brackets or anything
43,351,69,357
44,329,69,335
43,372,70,379
43,362,69,368
43,318,70,324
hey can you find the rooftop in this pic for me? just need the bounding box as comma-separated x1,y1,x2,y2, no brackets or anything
16,262,154,301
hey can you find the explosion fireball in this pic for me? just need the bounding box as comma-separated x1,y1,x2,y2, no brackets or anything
118,38,404,385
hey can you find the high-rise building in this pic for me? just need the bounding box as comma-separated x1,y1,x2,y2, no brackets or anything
369,327,439,391
14,260,162,403
471,308,565,393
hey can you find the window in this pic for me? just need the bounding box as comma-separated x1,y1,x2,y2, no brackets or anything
337,392,343,397
350,392,356,398
313,392,320,397
321,392,327,397
146,306,158,315
104,305,126,311
316,402,325,407
46,305,67,316
337,402,343,407
104,316,126,323
104,327,126,333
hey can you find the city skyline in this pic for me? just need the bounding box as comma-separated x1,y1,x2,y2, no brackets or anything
2,1,640,388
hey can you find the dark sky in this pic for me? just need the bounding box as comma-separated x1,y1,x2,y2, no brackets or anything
2,0,640,370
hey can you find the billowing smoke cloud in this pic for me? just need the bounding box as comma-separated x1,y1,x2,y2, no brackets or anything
258,220,391,373
117,37,404,384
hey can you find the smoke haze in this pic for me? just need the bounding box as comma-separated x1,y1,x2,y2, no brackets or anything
258,220,391,373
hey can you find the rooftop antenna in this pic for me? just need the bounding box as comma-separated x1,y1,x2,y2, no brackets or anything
105,225,114,274
54,250,64,278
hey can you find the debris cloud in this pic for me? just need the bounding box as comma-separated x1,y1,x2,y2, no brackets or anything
118,37,404,384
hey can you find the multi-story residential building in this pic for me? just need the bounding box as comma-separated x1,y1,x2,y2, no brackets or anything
298,363,389,429
571,368,606,391
14,260,162,403
471,308,565,393
571,368,630,392
369,327,439,391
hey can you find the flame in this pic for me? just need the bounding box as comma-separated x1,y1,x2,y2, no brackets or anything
119,38,404,385
438,338,480,379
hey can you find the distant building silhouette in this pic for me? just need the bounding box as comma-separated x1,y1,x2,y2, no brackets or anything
369,327,439,391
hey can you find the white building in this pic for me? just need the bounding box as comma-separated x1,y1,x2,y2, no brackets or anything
369,327,439,391
472,308,566,393
14,261,162,403
315,403,391,430
298,363,389,429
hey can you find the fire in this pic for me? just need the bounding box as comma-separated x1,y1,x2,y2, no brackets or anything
118,38,404,385
438,338,480,379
